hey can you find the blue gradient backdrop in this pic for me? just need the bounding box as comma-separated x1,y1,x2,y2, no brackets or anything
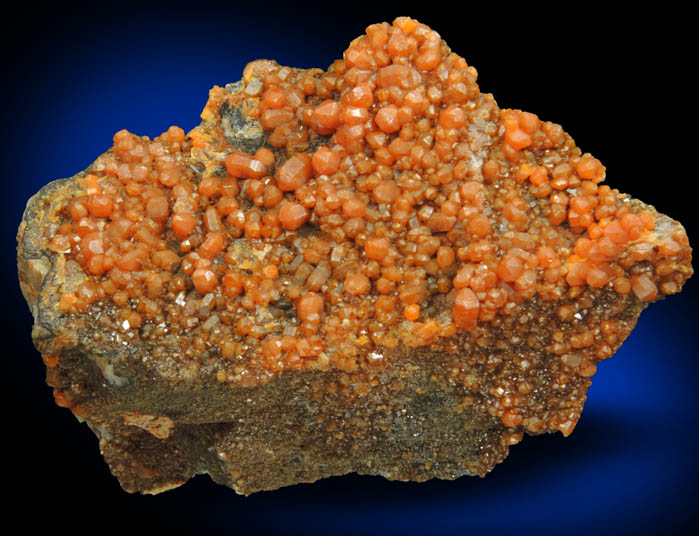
3,4,696,535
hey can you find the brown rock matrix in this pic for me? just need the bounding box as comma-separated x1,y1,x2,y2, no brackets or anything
17,17,692,495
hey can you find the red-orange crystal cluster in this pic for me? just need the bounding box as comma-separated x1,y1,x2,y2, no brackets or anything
34,17,691,451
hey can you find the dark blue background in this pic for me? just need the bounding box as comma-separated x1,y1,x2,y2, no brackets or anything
3,3,696,534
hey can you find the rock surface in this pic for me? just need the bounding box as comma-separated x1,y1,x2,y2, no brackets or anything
17,17,692,495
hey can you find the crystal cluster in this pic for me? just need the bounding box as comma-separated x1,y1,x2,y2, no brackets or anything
18,17,692,494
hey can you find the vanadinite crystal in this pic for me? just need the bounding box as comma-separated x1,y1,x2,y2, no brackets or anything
17,17,693,494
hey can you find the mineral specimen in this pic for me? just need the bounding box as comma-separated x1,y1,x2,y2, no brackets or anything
17,17,692,495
